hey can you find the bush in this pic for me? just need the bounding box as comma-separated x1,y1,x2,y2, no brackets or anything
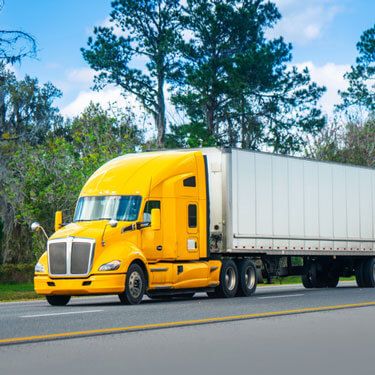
0,263,35,283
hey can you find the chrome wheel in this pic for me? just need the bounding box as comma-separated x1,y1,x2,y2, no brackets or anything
225,267,237,291
244,266,256,290
128,271,142,299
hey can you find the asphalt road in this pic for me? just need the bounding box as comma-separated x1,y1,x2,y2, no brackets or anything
1,282,375,374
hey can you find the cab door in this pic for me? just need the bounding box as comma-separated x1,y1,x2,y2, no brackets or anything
141,200,163,260
176,198,200,261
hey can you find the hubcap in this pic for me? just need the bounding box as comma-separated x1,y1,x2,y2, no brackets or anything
244,266,256,290
128,271,142,298
225,267,236,291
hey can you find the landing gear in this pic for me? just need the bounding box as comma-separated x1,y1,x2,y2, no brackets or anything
46,295,71,306
118,263,146,305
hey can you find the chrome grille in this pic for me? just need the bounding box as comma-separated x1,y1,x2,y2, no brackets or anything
49,242,67,274
48,238,95,277
71,242,91,274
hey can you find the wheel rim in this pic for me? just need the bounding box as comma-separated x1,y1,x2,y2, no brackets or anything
129,271,142,299
244,266,256,290
225,267,236,291
372,263,375,281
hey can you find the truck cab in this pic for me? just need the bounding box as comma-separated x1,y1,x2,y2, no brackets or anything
34,150,222,305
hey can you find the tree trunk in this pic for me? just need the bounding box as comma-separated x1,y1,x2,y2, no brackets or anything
0,74,6,137
156,73,166,148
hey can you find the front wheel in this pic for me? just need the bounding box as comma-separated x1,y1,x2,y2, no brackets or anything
119,263,146,305
46,295,71,306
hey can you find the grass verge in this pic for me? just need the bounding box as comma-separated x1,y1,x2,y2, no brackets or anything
0,283,42,302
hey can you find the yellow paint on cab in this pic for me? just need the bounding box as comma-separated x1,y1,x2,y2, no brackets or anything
34,150,221,297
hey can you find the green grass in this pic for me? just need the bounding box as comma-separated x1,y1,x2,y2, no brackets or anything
0,283,42,301
260,276,355,286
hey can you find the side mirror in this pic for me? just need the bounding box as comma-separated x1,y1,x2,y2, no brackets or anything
31,222,41,232
54,211,63,232
30,222,48,240
151,208,161,231
109,219,118,228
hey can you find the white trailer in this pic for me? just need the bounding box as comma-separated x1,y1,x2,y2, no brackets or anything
203,148,375,288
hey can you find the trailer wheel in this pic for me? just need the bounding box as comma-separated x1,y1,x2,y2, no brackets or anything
208,259,238,298
119,263,146,305
355,261,365,287
46,295,71,306
301,274,314,288
236,259,257,297
326,274,339,288
361,258,375,288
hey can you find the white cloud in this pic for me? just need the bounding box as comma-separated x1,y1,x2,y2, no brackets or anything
269,0,342,44
61,86,134,118
295,61,350,116
66,68,95,85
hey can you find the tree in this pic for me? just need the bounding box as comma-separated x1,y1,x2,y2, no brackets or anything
82,0,182,148
0,103,144,263
339,24,375,112
172,0,326,153
0,0,36,65
309,116,375,168
0,66,62,143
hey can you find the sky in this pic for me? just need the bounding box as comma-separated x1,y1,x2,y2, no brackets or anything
1,0,375,120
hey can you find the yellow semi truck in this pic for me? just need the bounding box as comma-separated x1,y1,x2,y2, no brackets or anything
33,148,375,305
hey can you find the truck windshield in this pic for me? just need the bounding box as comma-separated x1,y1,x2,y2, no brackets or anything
74,196,142,222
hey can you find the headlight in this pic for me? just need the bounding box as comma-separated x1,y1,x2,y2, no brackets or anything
98,260,121,271
35,262,45,273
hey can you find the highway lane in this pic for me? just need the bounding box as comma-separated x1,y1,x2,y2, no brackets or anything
1,281,375,344
1,299,375,375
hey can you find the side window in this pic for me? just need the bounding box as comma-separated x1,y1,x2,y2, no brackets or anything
188,204,197,228
183,176,196,187
143,200,160,222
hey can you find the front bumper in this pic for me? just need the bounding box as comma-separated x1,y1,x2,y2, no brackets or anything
34,273,126,296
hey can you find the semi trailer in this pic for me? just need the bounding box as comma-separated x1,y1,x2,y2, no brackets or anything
32,148,375,305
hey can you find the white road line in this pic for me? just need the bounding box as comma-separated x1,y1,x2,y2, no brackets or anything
257,293,305,300
20,310,103,318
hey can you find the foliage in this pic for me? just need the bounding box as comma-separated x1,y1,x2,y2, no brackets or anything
339,24,375,112
170,0,326,153
0,101,143,263
0,263,34,283
0,66,62,143
309,116,375,168
82,0,182,147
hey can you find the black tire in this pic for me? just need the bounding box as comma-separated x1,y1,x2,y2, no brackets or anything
236,259,257,297
46,295,71,306
355,261,366,287
302,274,314,288
302,262,326,288
208,259,238,298
326,274,339,288
119,263,146,305
361,258,375,288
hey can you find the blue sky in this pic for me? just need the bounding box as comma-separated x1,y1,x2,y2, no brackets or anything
1,0,375,119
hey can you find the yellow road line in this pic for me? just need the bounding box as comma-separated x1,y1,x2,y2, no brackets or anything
1,301,375,345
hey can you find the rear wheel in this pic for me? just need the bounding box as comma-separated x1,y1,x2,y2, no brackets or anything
207,259,238,298
361,258,375,288
355,261,365,287
46,295,71,306
119,263,146,305
236,259,257,297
